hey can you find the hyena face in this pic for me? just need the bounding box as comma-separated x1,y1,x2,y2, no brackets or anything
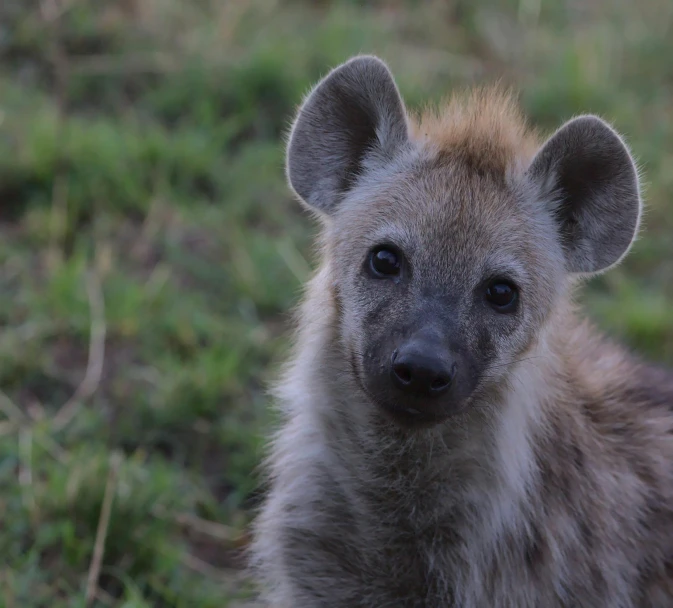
286,56,641,426
326,163,562,425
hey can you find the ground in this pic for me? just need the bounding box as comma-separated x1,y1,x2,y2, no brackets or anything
0,0,672,606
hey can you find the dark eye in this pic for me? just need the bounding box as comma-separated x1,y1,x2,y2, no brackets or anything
485,280,518,312
368,246,401,278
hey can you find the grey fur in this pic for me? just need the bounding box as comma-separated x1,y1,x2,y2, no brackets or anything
527,115,642,274
249,55,673,608
286,55,410,214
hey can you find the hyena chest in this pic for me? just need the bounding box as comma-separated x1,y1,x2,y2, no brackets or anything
368,534,453,607
362,503,546,608
363,509,479,607
367,529,518,608
366,516,627,608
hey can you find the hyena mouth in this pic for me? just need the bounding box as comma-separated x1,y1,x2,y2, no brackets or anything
379,402,451,428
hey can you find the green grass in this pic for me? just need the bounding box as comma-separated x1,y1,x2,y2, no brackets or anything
0,0,672,605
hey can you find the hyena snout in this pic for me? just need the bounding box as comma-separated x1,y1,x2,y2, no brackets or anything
367,328,469,426
391,339,456,397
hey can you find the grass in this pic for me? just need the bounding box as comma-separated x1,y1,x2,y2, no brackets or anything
0,0,672,605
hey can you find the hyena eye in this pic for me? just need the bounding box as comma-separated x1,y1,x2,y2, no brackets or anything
368,246,401,278
485,280,518,312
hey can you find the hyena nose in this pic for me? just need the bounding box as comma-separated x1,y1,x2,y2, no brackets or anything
391,346,456,397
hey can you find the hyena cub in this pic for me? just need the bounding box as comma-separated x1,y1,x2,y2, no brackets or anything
250,55,673,607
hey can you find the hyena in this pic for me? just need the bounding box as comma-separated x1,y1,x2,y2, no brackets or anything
249,55,673,607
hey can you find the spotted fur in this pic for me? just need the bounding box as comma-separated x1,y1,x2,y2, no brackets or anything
249,55,672,607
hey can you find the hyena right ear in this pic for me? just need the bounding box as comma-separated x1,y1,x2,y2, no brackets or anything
286,55,410,215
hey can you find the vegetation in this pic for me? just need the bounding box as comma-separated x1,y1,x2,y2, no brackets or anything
0,0,671,605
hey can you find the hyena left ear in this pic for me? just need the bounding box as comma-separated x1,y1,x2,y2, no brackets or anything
527,115,642,274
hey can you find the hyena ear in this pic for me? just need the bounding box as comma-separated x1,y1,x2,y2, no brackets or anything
286,55,409,214
527,115,642,274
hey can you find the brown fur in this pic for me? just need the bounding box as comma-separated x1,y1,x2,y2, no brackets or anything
411,86,541,177
249,56,670,607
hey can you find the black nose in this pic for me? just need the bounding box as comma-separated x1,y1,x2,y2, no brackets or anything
391,344,456,397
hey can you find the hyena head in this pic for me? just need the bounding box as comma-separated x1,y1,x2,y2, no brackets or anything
287,56,641,428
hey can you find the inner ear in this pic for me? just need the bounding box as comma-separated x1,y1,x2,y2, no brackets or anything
331,86,381,193
551,145,623,250
528,115,641,274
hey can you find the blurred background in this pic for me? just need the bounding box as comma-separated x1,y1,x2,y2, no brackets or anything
0,0,672,606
